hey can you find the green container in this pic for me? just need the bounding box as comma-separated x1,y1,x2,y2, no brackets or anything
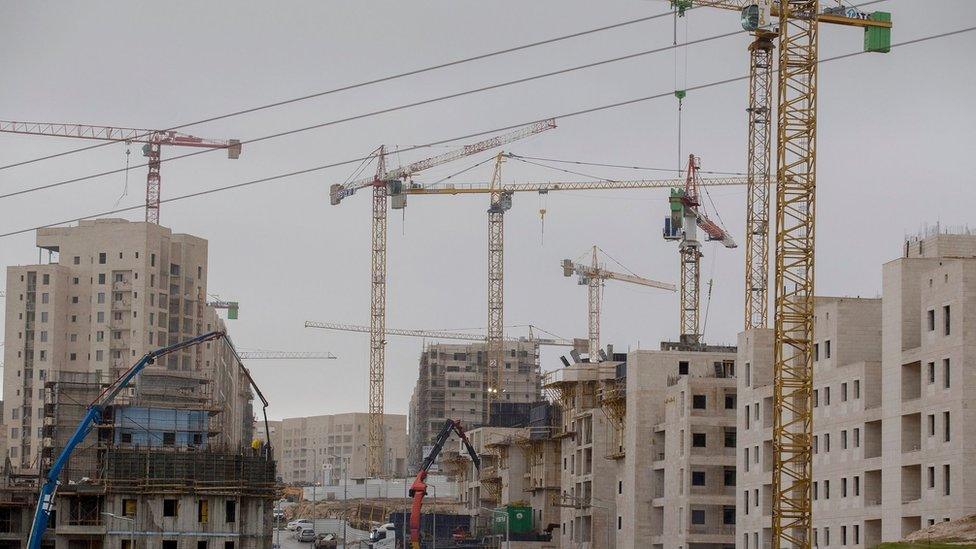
492,505,533,535
864,12,891,53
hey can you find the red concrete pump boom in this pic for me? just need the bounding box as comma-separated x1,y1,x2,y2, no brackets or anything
409,419,480,549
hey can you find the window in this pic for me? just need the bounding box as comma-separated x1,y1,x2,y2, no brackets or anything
163,432,176,446
842,430,848,450
691,509,705,525
814,343,820,361
854,379,861,398
679,361,689,375
841,382,848,401
724,468,736,486
943,358,951,389
943,305,951,335
854,524,860,545
825,433,830,452
928,362,936,383
824,386,831,405
842,525,848,545
73,256,80,265
99,273,106,284
692,433,706,448
163,499,177,517
725,394,736,409
692,394,707,410
122,498,137,517
163,542,178,549
928,466,935,488
944,411,951,442
745,407,751,429
69,353,77,361
198,542,208,549
813,389,819,407
842,477,848,497
41,292,49,304
744,490,750,514
692,471,706,486
854,428,860,448
927,309,935,331
97,292,105,304
944,464,951,495
723,506,735,525
745,363,751,386
824,479,830,499
98,252,106,264
854,475,860,496
42,273,50,285
813,435,819,454
825,340,831,358
224,542,235,549
97,311,105,322
40,312,47,323
618,481,622,494
813,481,818,500
825,527,830,546
744,448,750,472
724,428,736,448
72,296,78,304
928,414,936,437
198,499,209,523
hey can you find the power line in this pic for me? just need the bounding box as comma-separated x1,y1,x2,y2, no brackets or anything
508,154,746,176
0,27,746,202
1,24,972,240
0,10,680,172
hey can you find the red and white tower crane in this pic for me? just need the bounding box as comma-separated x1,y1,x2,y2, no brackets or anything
0,121,241,224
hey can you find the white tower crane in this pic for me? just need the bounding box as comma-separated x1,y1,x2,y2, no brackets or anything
562,246,675,362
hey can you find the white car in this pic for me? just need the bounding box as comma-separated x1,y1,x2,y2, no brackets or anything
288,519,314,531
297,528,317,542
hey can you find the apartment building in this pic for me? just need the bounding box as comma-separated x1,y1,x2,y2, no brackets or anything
3,219,218,473
613,345,737,549
737,230,976,547
408,340,542,469
0,219,274,548
277,412,407,483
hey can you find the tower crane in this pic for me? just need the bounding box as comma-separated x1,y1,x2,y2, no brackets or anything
0,121,241,224
562,246,675,362
328,120,556,476
672,2,892,545
236,351,337,360
663,154,736,347
396,155,747,418
304,320,575,348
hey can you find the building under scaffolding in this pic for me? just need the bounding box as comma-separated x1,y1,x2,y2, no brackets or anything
33,357,275,549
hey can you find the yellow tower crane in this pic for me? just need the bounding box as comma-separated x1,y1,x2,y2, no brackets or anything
562,246,676,362
397,157,747,417
673,1,891,545
327,120,556,476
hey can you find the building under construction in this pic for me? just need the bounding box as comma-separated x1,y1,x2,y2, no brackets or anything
407,340,543,470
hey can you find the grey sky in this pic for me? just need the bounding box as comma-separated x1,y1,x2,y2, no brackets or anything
1,1,973,420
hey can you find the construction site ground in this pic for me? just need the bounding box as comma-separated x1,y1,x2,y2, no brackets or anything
876,514,976,547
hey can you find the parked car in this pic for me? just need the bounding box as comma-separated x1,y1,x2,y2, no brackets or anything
297,528,317,542
314,533,338,549
288,519,314,531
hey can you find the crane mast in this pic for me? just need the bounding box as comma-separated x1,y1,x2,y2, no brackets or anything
486,154,509,419
744,31,775,330
0,121,240,224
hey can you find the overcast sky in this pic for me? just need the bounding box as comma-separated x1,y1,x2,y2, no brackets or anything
1,1,973,421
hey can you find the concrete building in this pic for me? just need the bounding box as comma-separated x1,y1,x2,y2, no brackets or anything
614,345,737,549
276,412,407,484
736,230,976,548
408,340,542,469
2,219,275,548
4,219,219,472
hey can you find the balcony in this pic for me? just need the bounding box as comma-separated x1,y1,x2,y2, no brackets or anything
112,280,132,292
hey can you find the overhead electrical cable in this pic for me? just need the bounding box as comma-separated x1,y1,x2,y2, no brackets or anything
0,28,746,201
1,24,971,239
0,9,682,171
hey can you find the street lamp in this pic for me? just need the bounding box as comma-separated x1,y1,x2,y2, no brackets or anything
102,512,134,549
480,506,509,549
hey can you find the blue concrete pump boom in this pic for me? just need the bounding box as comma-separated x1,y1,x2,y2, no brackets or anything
26,331,227,549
